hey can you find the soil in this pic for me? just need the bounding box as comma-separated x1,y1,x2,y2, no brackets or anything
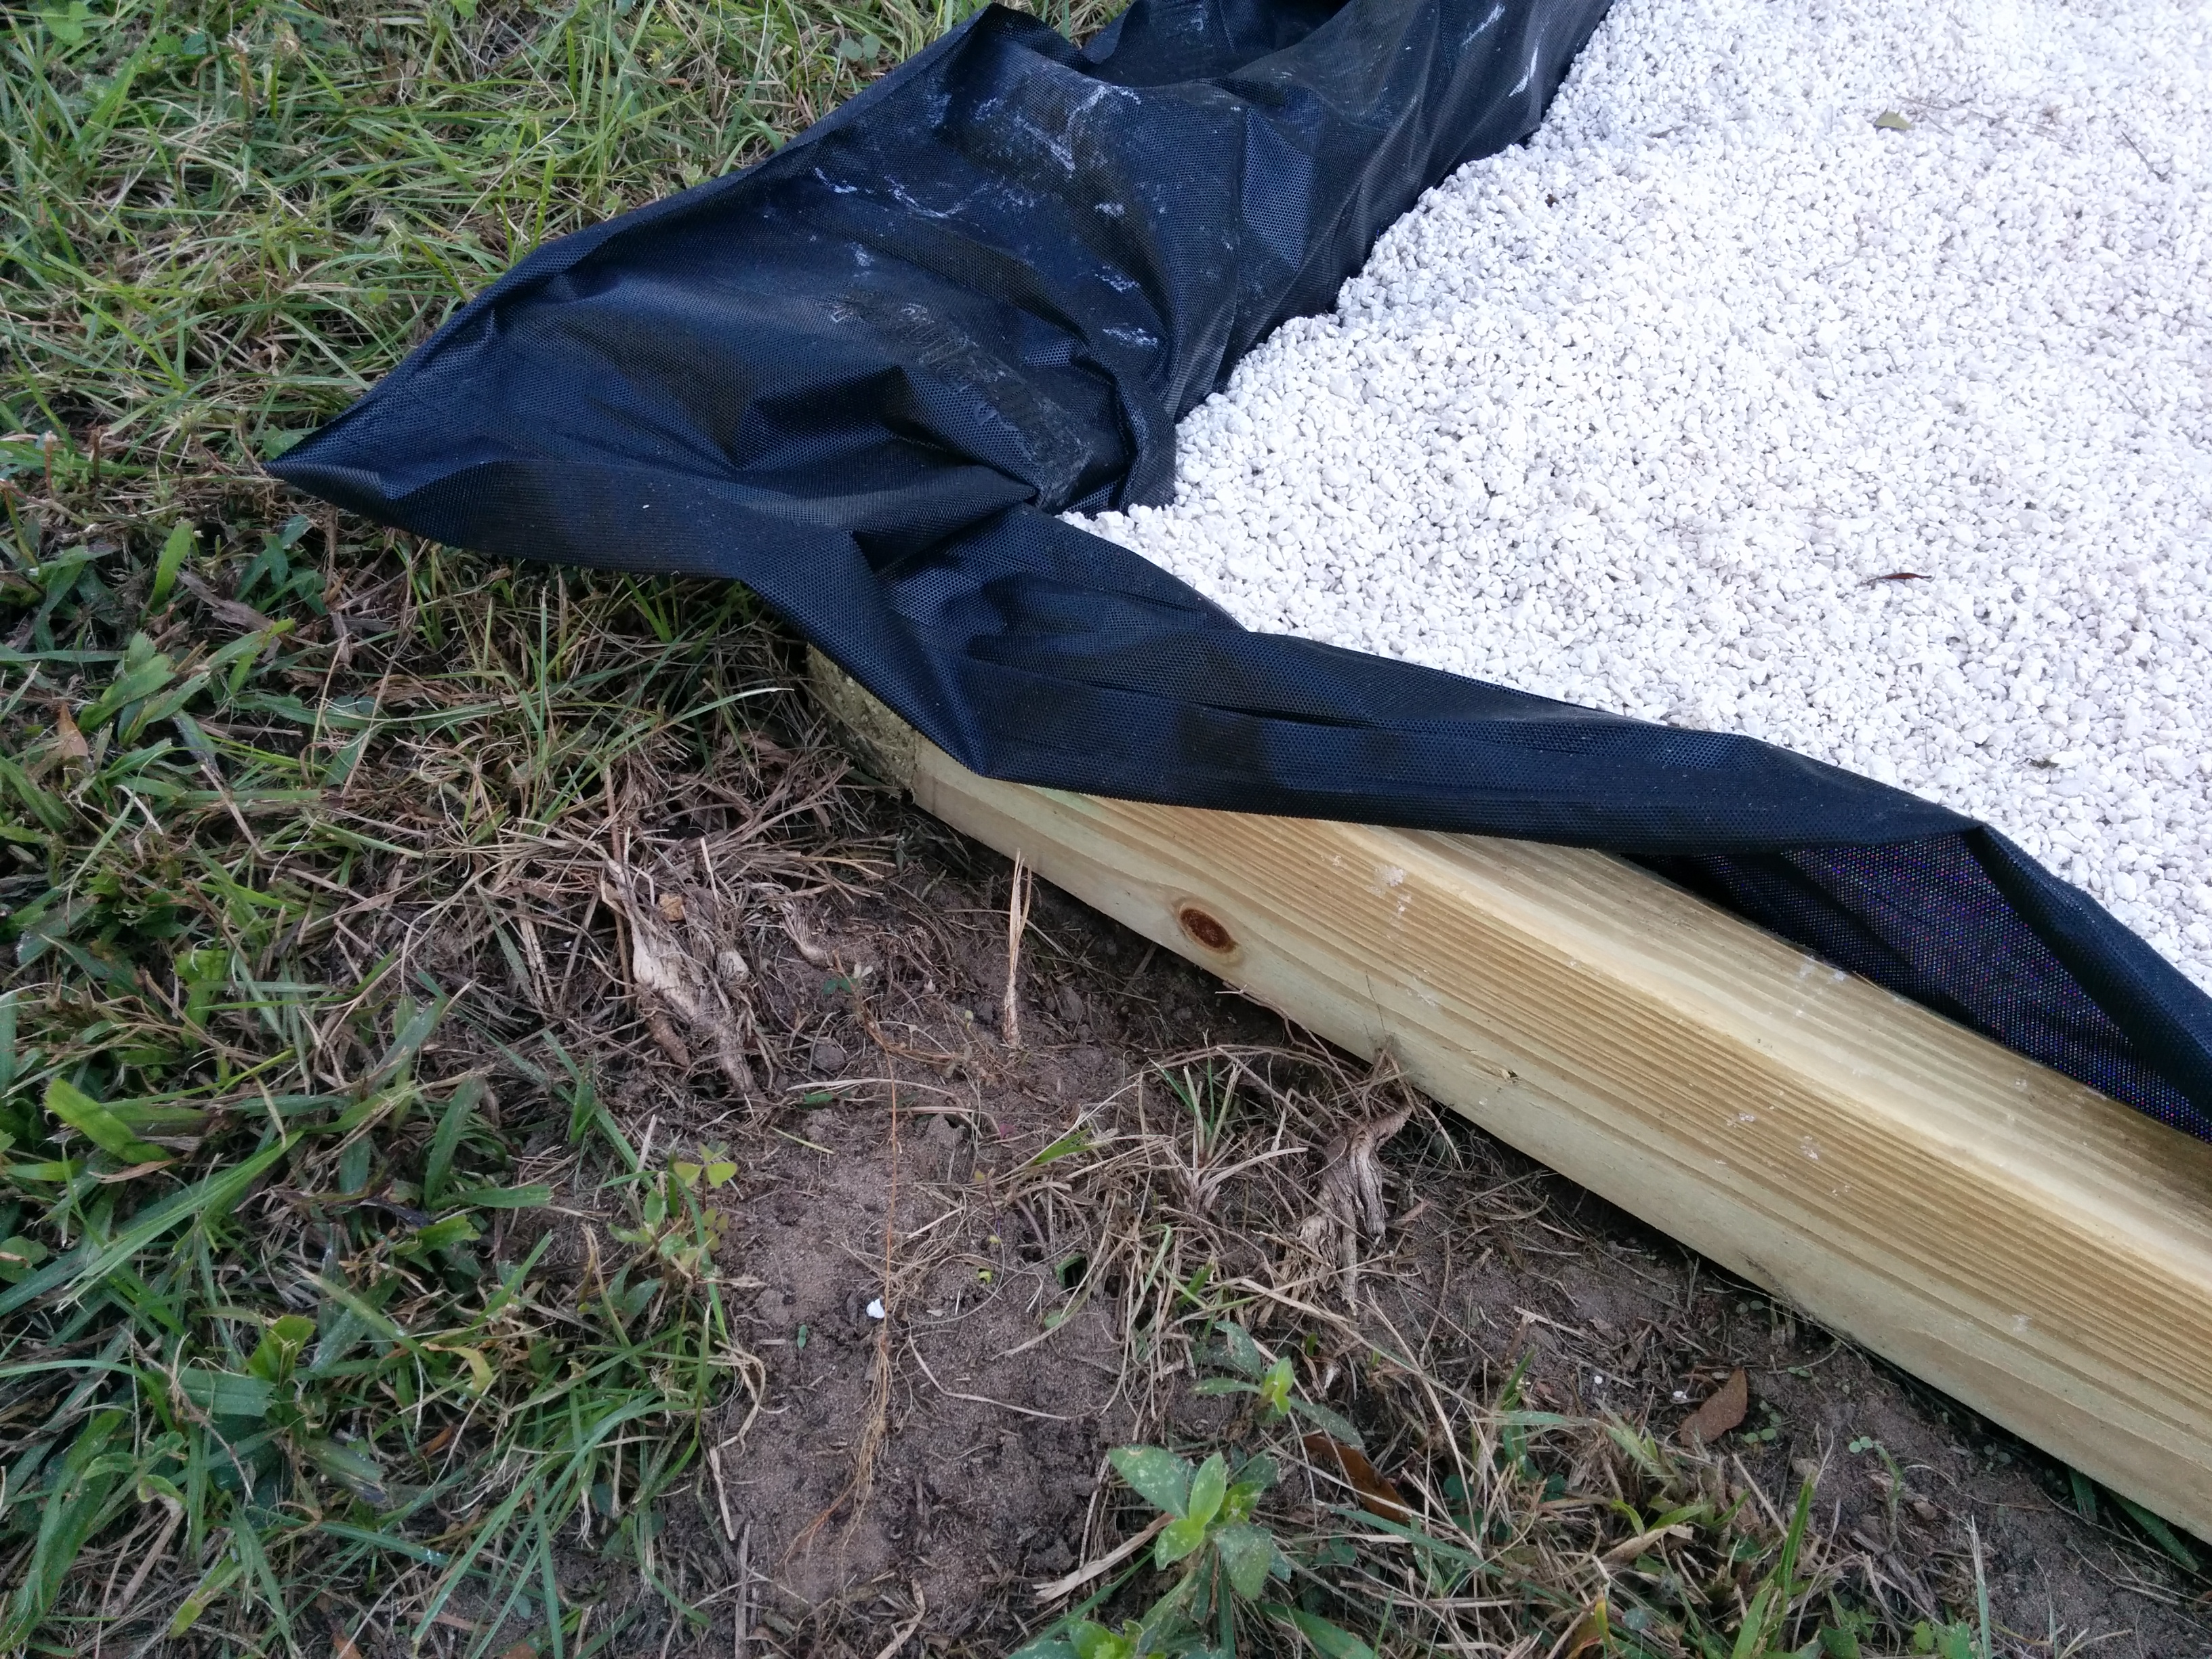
607,783,2212,1657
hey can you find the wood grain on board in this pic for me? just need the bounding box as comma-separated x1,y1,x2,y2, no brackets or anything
811,654,2212,1537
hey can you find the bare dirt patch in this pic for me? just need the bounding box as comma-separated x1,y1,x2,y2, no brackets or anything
612,778,2212,1655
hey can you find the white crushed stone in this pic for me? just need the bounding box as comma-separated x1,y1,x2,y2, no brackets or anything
1074,0,2212,989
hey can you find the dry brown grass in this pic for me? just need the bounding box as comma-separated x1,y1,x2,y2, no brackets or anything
5,0,2206,1653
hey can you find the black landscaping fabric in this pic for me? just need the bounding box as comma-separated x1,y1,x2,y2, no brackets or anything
272,0,2212,1139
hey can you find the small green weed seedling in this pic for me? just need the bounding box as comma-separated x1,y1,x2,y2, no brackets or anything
611,1143,738,1281
1193,1318,1364,1447
1008,1317,1380,1659
1015,1444,1374,1659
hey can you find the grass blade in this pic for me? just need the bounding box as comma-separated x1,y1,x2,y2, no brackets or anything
0,1134,293,1317
422,1075,483,1208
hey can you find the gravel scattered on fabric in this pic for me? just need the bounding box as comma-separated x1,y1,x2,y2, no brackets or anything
1074,0,2212,989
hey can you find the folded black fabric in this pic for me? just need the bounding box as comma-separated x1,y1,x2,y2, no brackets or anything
273,0,2212,1138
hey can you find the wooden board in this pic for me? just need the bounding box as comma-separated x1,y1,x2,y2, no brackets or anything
813,654,2212,1536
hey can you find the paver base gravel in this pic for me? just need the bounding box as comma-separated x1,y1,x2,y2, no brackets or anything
1076,0,2212,990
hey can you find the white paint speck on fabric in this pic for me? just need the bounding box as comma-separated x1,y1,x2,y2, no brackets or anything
1073,0,2212,989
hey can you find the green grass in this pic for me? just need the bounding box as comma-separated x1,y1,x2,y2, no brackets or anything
1,0,1031,483
1,1,2169,1654
0,0,1117,1648
0,538,781,1656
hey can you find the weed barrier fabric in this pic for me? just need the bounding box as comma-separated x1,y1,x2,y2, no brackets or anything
274,0,2212,1139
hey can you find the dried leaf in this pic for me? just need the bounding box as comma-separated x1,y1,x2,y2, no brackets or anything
1561,1594,1610,1658
1303,1433,1409,1523
1598,1521,1692,1563
1676,1366,1748,1446
1298,1103,1412,1291
52,703,87,763
781,903,834,967
646,1010,692,1069
175,567,273,634
601,862,757,1092
95,1158,176,1184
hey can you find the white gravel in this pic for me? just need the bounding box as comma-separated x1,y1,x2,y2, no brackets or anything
1074,0,2212,989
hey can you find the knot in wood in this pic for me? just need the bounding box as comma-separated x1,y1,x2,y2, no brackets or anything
1176,904,1235,954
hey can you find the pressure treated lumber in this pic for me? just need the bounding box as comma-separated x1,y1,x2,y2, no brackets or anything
812,655,2212,1536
